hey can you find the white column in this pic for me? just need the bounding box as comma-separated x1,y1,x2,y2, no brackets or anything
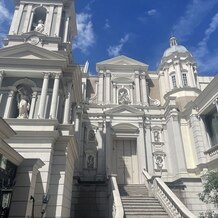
130,84,133,104
13,4,25,34
9,8,19,34
63,81,72,124
49,73,61,119
38,73,50,119
164,68,170,92
144,123,153,174
113,83,117,104
22,5,32,33
135,71,141,104
105,70,111,104
0,71,4,88
140,73,148,106
64,17,70,42
105,121,111,176
4,88,16,118
215,98,218,112
29,91,37,119
45,6,54,35
55,6,63,36
137,122,147,183
174,62,182,87
98,71,104,104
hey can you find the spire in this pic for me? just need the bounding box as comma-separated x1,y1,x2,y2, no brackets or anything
170,36,178,47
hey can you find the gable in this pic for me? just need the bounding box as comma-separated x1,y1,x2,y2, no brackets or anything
96,55,149,72
105,105,144,116
0,43,65,61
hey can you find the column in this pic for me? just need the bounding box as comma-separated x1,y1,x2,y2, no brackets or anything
22,5,32,33
145,122,153,174
135,71,141,104
38,73,50,119
189,64,197,87
96,122,105,180
98,71,104,104
174,62,183,87
137,122,147,183
63,81,72,124
4,88,16,118
105,121,111,176
64,17,70,42
130,84,133,104
12,3,25,34
0,71,4,88
105,70,111,104
214,98,218,112
29,91,37,119
49,73,61,119
140,73,148,106
45,6,55,35
55,6,63,36
113,83,117,104
190,113,207,163
164,68,170,92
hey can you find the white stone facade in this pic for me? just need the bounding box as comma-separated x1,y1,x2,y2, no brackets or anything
0,0,217,217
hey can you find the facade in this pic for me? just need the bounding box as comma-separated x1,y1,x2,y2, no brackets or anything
0,0,217,217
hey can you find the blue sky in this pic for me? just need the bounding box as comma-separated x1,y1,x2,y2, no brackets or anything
1,0,218,76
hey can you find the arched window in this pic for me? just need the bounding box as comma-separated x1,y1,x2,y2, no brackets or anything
31,7,47,33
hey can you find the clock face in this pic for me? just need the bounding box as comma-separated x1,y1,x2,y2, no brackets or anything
27,36,40,45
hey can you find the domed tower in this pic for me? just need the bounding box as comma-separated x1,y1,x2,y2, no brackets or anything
158,37,200,110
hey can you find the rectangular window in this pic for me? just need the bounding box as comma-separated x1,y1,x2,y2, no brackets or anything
171,75,177,88
182,73,188,87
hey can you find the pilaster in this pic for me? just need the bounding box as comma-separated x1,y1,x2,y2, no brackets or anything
105,70,111,104
140,73,148,106
29,90,38,119
0,71,5,88
98,71,104,104
4,87,16,118
135,71,141,104
63,81,72,124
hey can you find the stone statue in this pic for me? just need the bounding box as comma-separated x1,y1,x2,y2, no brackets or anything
34,19,44,33
87,155,94,169
118,88,131,105
17,88,30,119
154,131,160,142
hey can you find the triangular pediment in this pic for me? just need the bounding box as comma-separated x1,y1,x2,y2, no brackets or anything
105,105,144,116
0,43,65,60
97,55,148,72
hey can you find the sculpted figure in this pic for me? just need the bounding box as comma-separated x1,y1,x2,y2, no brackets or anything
17,88,30,119
34,19,44,33
87,155,94,169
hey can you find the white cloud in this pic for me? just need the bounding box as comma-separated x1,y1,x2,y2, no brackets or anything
193,12,218,74
73,13,95,54
173,0,218,41
107,34,130,57
104,19,110,30
0,1,12,47
147,9,157,16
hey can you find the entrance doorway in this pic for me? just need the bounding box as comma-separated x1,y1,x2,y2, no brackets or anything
112,139,139,184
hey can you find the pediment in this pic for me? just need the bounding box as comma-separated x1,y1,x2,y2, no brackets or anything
96,55,149,72
0,43,65,60
105,105,144,116
112,123,139,134
97,55,147,66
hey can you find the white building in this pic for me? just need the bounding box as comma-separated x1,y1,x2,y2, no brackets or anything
0,0,217,217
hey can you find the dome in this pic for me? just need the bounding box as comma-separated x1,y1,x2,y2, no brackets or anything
163,37,189,58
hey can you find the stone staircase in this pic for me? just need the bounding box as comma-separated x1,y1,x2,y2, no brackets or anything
119,184,169,218
71,182,109,218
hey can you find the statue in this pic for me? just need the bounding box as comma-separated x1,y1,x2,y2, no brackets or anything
87,155,94,169
154,131,160,142
118,88,131,105
34,20,44,33
17,88,30,119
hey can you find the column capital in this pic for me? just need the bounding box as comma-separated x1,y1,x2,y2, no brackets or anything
105,70,111,77
0,70,5,77
140,74,146,80
52,72,62,79
135,72,140,78
43,72,50,79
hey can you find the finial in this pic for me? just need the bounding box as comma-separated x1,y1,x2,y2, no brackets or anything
170,36,178,47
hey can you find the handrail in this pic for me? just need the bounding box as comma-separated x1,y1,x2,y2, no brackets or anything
142,170,197,218
109,175,124,218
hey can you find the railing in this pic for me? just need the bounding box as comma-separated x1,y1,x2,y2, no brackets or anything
142,170,197,218
108,174,124,218
204,144,218,157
